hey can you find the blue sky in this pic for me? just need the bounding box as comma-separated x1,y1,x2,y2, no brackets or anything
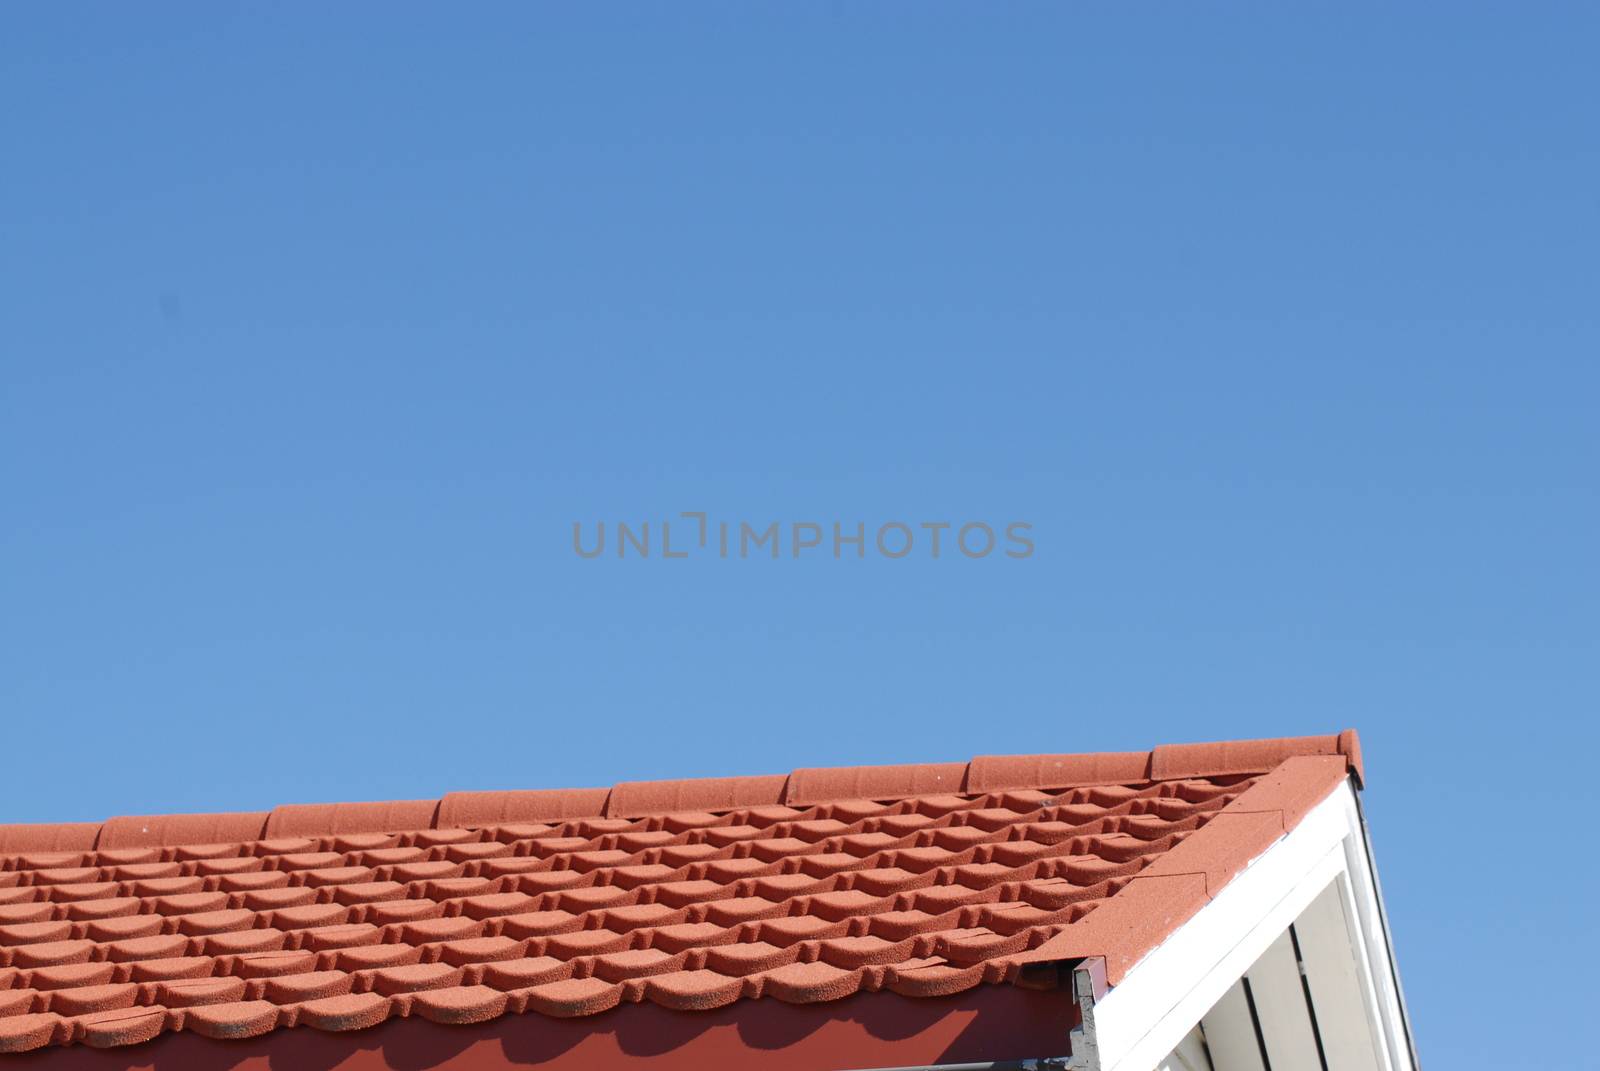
2,5,1594,1065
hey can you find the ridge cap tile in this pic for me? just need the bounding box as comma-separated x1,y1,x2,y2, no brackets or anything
264,800,441,839
0,823,101,855
436,788,610,828
967,751,1153,793
784,761,970,806
605,773,789,818
1148,732,1360,781
98,812,270,850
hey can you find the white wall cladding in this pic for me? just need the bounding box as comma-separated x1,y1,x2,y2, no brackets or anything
1093,782,1415,1071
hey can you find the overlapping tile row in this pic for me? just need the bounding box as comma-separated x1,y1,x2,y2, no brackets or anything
0,733,1364,1054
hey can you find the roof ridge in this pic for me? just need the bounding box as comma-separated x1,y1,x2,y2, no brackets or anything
0,731,1362,854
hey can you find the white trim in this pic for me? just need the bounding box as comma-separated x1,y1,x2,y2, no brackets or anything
1337,804,1415,1071
1081,781,1415,1071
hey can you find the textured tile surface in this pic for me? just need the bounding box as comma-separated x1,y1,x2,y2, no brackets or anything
0,733,1359,1054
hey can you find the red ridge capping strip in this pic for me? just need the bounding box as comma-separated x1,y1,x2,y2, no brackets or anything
784,762,968,806
0,730,1365,849
967,751,1151,793
1149,732,1362,786
436,788,610,828
0,822,99,854
98,812,269,849
263,799,441,838
605,774,789,818
1011,753,1354,982
1338,728,1365,787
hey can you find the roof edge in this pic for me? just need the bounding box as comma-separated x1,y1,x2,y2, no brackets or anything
1150,731,1363,788
0,730,1365,853
1003,753,1356,985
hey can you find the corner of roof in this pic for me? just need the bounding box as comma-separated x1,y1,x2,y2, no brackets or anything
1149,729,1364,787
1337,727,1365,787
1006,732,1364,986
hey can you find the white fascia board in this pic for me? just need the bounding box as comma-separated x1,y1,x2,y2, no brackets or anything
1340,793,1418,1071
1085,781,1414,1071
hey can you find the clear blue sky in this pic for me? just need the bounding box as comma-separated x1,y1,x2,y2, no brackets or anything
2,6,1594,1066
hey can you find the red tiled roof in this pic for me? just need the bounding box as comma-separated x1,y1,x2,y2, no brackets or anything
0,732,1363,1056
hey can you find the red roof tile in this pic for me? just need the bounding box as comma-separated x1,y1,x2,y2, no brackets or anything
0,731,1362,1055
